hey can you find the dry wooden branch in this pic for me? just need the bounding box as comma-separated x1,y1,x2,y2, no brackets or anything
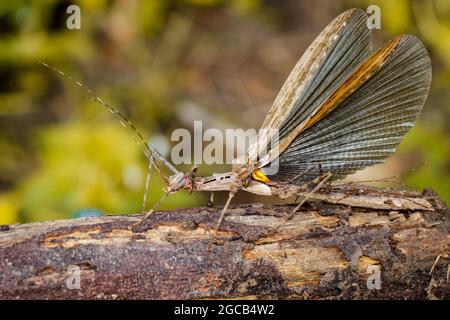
0,188,448,300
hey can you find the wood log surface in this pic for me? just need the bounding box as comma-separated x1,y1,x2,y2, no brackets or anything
0,187,448,300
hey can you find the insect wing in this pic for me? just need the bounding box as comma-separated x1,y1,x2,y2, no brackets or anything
264,34,432,184
241,8,372,168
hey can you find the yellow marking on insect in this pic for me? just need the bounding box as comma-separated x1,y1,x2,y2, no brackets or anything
252,169,271,183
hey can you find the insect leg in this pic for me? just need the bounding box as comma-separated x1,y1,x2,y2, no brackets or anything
137,191,170,225
287,171,332,220
287,165,315,184
207,192,214,207
318,163,323,175
141,159,153,213
215,191,235,231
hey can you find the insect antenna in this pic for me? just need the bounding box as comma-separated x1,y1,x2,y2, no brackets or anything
141,159,153,212
334,161,428,187
39,61,181,213
38,61,180,176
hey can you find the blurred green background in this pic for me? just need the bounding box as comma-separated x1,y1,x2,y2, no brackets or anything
0,0,449,224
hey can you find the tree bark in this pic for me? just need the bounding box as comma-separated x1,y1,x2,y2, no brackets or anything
0,188,448,300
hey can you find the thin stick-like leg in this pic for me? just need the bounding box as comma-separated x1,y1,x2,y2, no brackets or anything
209,191,235,248
285,171,332,221
141,159,153,213
207,192,214,207
287,166,315,184
215,192,235,232
137,191,170,225
287,165,317,203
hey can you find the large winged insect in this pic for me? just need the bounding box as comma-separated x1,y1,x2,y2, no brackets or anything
172,8,432,230
41,8,432,231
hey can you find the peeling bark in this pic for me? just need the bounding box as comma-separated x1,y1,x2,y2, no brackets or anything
0,189,448,300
